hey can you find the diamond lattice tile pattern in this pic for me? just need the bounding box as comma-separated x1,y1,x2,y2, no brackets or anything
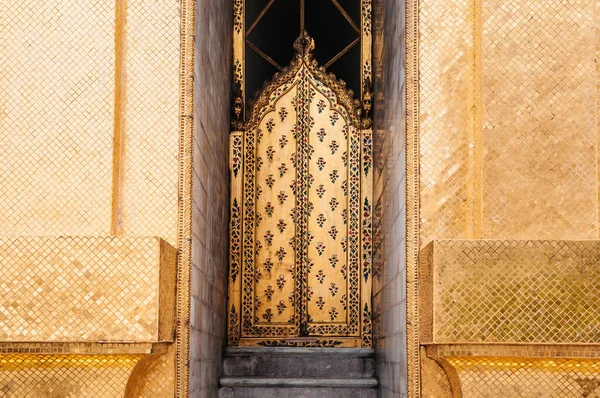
0,1,116,236
0,1,181,246
427,240,600,343
117,0,181,246
419,0,598,243
0,354,143,397
481,0,597,239
419,0,477,245
0,236,172,342
448,357,600,397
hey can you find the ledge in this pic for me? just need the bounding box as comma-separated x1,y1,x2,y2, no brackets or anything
421,240,600,345
0,236,177,348
0,341,171,355
424,343,600,359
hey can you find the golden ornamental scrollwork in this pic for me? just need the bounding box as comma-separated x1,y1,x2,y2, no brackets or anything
232,32,370,132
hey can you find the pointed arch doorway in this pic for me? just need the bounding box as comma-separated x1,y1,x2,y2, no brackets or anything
227,1,373,348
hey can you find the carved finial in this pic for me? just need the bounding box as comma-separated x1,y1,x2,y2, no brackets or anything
231,81,244,129
293,31,315,60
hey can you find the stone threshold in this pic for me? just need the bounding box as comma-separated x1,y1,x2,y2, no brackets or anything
224,347,375,357
220,377,378,388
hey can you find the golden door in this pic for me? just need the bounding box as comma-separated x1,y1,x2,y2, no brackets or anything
227,33,372,348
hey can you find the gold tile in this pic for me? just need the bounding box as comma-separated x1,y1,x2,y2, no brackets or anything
0,236,176,342
480,0,597,239
115,0,181,246
419,0,598,244
0,1,116,236
422,240,600,344
0,354,144,397
447,356,600,397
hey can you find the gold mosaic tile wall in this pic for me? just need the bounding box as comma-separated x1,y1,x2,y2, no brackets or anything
421,240,600,344
115,0,181,245
419,0,478,243
419,0,599,244
0,1,185,393
0,1,116,236
480,0,597,239
447,357,600,397
412,0,600,396
0,355,144,397
0,236,176,342
0,1,181,245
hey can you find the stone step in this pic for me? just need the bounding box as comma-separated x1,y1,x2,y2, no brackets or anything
220,383,377,398
219,387,377,398
222,347,375,379
220,377,378,388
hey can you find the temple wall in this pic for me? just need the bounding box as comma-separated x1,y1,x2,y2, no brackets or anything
419,0,599,243
190,0,232,396
0,1,181,245
413,0,600,396
478,0,597,239
372,0,407,397
0,1,191,395
115,0,181,245
0,1,116,236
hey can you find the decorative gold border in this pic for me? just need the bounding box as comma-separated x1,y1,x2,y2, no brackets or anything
176,0,196,395
233,0,244,124
405,0,421,396
361,128,373,348
361,0,373,126
227,132,243,346
238,33,363,132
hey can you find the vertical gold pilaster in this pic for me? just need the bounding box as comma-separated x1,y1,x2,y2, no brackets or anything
111,0,127,236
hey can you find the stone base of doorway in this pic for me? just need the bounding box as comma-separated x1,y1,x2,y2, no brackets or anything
218,347,378,398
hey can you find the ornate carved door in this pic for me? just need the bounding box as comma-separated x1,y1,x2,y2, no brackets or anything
227,33,372,348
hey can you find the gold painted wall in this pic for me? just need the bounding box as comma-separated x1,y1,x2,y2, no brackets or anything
419,0,599,244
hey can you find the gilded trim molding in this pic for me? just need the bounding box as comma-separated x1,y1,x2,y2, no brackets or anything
405,0,421,396
176,0,196,395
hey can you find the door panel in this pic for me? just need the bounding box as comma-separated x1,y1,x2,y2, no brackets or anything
228,34,371,347
305,81,360,336
253,85,299,329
